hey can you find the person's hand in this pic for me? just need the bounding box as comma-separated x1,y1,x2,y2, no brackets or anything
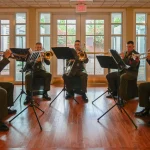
120,52,125,59
36,56,43,62
3,49,12,58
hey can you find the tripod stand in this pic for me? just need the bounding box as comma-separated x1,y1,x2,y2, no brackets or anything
92,56,118,104
14,60,26,104
97,50,137,129
9,51,44,130
49,47,79,106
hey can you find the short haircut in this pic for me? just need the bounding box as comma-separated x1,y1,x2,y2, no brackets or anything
127,41,134,45
75,40,81,43
36,42,42,45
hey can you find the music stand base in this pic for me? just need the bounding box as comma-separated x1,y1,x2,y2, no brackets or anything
9,101,44,130
97,102,137,129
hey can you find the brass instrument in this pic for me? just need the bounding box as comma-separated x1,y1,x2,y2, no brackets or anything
132,52,150,60
44,51,53,60
78,50,86,61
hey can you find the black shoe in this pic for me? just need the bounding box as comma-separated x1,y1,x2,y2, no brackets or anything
82,93,88,102
24,95,31,105
0,121,9,131
135,108,149,117
43,93,51,101
8,108,17,115
65,92,74,99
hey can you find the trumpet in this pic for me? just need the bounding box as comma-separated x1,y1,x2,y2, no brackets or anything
78,50,86,61
44,51,53,60
132,52,150,60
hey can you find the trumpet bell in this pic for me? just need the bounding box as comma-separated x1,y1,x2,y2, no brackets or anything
44,51,53,60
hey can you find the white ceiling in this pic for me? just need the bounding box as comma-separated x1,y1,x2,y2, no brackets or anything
0,0,150,8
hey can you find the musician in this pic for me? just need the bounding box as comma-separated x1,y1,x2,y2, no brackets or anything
0,49,17,131
135,51,150,125
24,42,52,105
106,41,140,101
63,40,89,102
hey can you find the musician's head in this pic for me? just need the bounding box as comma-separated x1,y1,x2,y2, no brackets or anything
126,41,134,52
74,40,81,51
35,42,43,51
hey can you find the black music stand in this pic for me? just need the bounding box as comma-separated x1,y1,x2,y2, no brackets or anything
92,56,118,104
9,51,44,130
97,49,137,129
49,47,79,106
10,48,30,105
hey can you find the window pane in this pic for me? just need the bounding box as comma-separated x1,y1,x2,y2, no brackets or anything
86,36,94,52
16,13,26,23
1,36,9,50
111,13,122,23
111,36,122,53
95,36,104,52
111,25,122,34
86,54,94,75
1,25,9,35
136,14,146,23
86,24,94,35
57,25,66,35
95,25,104,35
57,20,66,24
16,36,26,48
16,25,26,35
67,20,76,24
15,62,25,81
67,36,76,48
136,36,146,81
95,54,104,75
1,20,9,24
57,59,64,75
86,20,94,24
136,25,146,35
67,25,76,35
57,36,66,47
40,25,50,34
95,20,104,24
40,36,50,50
40,13,50,23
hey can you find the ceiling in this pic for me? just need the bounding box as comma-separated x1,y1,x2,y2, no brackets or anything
0,0,150,8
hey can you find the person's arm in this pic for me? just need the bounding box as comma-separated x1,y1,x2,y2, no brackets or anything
43,58,50,65
0,49,11,72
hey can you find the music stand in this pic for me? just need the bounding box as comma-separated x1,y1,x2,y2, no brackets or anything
49,47,79,106
97,49,137,129
92,56,118,104
10,48,31,105
9,51,44,130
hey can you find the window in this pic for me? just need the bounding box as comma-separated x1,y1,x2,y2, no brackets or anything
136,13,147,81
15,13,27,81
111,13,122,53
39,13,51,72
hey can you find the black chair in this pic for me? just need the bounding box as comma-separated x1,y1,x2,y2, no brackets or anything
32,77,45,96
127,78,138,100
70,76,84,95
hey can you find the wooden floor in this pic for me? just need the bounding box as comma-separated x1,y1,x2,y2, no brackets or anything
0,85,150,150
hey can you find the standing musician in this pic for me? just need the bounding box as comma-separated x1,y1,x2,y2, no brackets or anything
0,49,17,131
106,41,140,101
24,42,52,105
135,50,150,125
63,40,89,102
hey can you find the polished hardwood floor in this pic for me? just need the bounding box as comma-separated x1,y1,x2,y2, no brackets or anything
0,85,150,150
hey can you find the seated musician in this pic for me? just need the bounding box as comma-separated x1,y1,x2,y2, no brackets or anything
63,40,89,102
106,41,140,101
24,42,52,105
0,49,17,131
135,50,150,125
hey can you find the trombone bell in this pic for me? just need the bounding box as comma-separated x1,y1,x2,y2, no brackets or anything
44,51,53,60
